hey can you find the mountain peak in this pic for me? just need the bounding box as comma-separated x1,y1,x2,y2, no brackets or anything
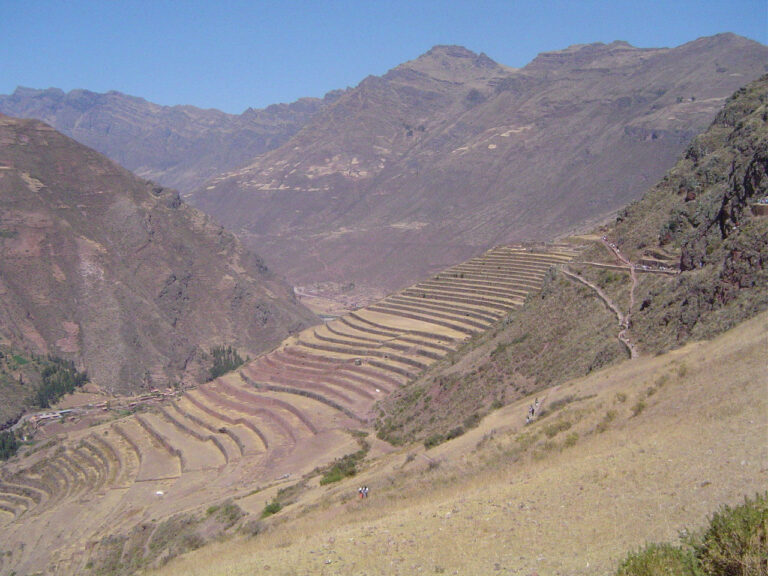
391,44,510,83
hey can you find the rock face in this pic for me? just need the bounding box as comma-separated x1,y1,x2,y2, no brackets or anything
190,34,768,294
0,114,317,394
614,74,768,352
0,88,342,193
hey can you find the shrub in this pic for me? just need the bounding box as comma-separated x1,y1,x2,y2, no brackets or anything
463,412,481,430
424,434,445,449
597,410,618,433
241,519,264,537
544,420,572,438
261,500,282,518
696,492,768,576
616,542,700,576
563,432,579,447
29,356,88,408
632,400,647,417
319,448,367,485
613,492,768,576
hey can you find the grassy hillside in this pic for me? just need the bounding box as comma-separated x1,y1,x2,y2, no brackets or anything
148,310,767,576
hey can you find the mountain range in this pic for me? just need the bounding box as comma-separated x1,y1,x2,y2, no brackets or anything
2,34,766,300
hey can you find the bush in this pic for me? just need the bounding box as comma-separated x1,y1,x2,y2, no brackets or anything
319,448,367,485
563,432,579,448
30,356,88,408
616,542,700,576
696,492,768,576
632,400,647,417
261,500,282,518
543,420,572,438
614,492,768,576
424,434,445,450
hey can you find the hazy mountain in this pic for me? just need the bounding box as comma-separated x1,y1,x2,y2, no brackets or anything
0,88,342,193
0,114,317,394
191,34,768,294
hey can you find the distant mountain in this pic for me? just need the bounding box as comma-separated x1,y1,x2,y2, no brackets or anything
191,34,768,294
0,114,317,395
0,88,342,193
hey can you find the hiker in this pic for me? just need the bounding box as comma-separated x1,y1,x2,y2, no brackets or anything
358,487,364,499
363,486,369,498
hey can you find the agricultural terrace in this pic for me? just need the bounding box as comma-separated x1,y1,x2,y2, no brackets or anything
0,244,572,575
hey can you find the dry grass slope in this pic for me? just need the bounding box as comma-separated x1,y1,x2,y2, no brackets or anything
148,310,768,576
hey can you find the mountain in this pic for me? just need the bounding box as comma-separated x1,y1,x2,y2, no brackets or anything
0,114,317,397
191,34,768,296
377,73,768,444
0,88,342,193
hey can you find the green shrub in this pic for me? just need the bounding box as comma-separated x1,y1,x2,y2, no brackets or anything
319,448,367,485
597,410,618,433
261,500,282,518
463,412,481,430
29,356,88,408
632,400,647,417
696,492,768,576
613,492,768,576
616,542,700,576
424,434,445,449
563,432,579,447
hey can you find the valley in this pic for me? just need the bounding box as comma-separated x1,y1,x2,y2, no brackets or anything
0,244,575,574
0,34,766,576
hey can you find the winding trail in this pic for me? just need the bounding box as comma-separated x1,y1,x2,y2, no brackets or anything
560,266,638,359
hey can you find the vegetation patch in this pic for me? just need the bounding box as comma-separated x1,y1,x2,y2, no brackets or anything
261,500,283,518
0,429,19,460
543,419,572,438
319,448,367,485
208,345,247,381
30,356,89,409
615,492,768,576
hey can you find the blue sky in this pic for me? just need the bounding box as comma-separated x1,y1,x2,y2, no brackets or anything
2,0,766,114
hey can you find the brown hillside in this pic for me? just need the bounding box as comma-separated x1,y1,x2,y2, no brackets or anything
0,114,317,398
192,34,768,298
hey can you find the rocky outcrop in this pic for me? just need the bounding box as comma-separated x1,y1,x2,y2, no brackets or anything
615,75,768,351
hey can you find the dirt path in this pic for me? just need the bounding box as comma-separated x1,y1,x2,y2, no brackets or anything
560,267,638,359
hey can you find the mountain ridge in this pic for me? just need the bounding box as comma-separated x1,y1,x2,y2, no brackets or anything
0,87,343,193
190,33,768,297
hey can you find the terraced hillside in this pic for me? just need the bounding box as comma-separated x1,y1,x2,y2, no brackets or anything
0,245,573,575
